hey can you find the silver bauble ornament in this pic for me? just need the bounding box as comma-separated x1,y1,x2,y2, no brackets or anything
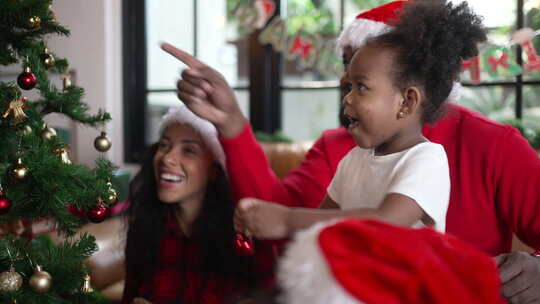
0,266,22,293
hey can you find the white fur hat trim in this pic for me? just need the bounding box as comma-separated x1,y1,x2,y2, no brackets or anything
336,18,393,56
159,106,226,170
278,220,364,304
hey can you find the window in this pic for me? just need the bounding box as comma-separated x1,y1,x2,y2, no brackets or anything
123,0,540,162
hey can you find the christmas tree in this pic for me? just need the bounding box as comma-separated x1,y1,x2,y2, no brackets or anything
0,0,118,302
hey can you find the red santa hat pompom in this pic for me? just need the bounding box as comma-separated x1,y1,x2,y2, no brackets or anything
278,219,504,304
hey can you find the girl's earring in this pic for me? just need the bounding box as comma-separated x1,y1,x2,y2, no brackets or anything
398,111,405,118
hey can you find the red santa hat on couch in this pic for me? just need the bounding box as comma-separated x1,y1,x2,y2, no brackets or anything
336,0,462,101
278,219,504,304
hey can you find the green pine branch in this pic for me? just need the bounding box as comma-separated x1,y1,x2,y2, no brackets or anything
0,1,120,302
0,234,106,303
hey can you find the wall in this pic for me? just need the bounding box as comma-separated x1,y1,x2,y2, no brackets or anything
47,0,124,168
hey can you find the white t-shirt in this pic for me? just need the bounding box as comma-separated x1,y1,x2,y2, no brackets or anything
327,142,450,232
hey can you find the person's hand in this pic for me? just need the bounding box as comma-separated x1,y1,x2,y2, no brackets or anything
495,251,540,303
132,297,152,304
235,198,291,239
161,42,247,138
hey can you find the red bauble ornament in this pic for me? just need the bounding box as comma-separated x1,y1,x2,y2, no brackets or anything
86,204,110,223
234,233,254,256
17,67,37,90
0,194,12,215
68,204,85,217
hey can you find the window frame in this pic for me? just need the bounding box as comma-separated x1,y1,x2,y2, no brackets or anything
122,0,537,163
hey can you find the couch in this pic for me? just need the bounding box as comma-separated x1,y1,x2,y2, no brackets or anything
76,140,534,302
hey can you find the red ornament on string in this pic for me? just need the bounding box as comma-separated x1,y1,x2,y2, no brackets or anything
68,204,85,217
17,67,37,90
234,233,254,256
86,204,110,223
0,193,12,215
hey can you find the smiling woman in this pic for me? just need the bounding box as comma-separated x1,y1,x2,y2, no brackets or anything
121,106,273,304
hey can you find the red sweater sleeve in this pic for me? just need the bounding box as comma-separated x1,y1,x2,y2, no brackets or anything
495,128,540,250
220,123,337,208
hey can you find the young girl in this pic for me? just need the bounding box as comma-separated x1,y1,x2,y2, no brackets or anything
235,1,487,239
121,106,272,304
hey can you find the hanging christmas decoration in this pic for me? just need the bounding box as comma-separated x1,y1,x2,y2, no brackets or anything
21,125,33,136
0,266,22,293
461,56,481,83
104,182,119,205
68,203,85,217
41,49,55,70
94,131,111,152
10,158,29,183
53,148,72,165
0,185,12,215
41,124,57,140
2,96,28,125
234,233,254,256
17,67,37,90
62,74,72,90
80,274,93,293
512,28,540,71
258,17,288,52
26,16,41,30
29,265,52,294
483,46,522,78
86,202,110,223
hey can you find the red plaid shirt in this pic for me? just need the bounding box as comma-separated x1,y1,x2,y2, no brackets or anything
122,215,275,304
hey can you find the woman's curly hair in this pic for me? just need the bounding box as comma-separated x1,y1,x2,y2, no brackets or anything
373,0,487,124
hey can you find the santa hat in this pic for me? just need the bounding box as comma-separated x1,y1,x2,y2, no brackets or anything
159,106,226,170
278,219,504,304
336,1,462,101
336,0,406,55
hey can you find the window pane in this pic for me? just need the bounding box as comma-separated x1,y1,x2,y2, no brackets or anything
455,0,515,29
456,0,517,83
198,1,248,87
523,85,540,129
455,86,516,121
281,88,340,141
146,0,194,90
522,0,540,81
234,89,250,120
146,92,179,145
146,90,250,145
281,0,343,85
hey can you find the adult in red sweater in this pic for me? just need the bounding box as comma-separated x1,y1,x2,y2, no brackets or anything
161,2,540,302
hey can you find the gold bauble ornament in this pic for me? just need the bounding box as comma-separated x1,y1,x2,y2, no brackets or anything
11,158,29,183
29,265,52,294
62,75,72,90
81,274,93,293
27,16,41,30
41,49,55,69
53,148,72,165
41,125,57,140
94,131,112,152
105,188,119,205
0,266,23,293
21,125,32,136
